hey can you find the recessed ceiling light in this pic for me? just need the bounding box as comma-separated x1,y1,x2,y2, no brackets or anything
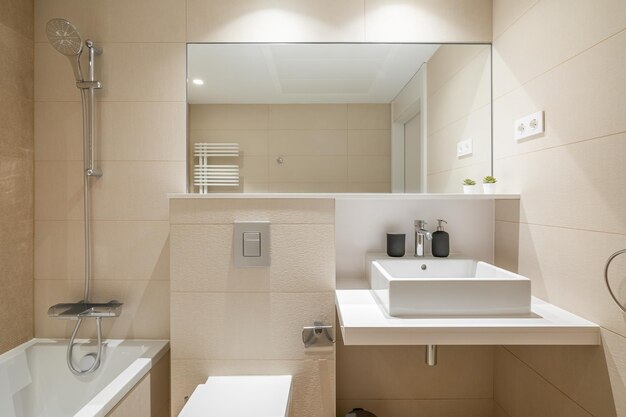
192,79,204,85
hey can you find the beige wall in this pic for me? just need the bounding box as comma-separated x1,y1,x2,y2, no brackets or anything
33,0,492,343
492,1,626,416
0,0,34,354
170,198,336,417
189,104,391,193
426,44,492,193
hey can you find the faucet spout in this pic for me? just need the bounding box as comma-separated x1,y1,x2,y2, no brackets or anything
414,220,432,257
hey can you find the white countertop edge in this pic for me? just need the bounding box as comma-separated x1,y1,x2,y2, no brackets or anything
168,192,520,200
336,290,600,346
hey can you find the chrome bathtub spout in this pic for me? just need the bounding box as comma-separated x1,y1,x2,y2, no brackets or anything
414,220,432,257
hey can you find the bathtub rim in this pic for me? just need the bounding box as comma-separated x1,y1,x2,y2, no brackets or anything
0,338,169,417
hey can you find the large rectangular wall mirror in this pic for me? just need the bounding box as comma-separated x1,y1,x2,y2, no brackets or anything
186,43,492,194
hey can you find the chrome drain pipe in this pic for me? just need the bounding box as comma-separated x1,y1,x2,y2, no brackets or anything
425,345,437,366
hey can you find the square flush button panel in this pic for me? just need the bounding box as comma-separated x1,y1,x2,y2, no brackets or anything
515,111,545,141
234,222,270,267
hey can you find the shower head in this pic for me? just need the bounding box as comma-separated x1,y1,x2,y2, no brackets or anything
46,18,84,81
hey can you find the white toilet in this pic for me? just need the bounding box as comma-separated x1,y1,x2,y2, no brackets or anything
178,375,292,417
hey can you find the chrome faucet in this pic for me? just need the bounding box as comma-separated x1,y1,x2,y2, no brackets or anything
414,220,432,257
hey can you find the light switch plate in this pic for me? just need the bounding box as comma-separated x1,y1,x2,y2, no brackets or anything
234,222,270,267
515,111,544,141
457,138,473,158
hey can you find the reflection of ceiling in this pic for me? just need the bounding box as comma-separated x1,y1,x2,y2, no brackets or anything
187,44,439,104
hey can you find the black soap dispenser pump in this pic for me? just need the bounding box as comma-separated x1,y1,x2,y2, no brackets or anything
432,219,449,258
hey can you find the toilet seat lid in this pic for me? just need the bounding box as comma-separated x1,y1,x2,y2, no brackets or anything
178,375,292,417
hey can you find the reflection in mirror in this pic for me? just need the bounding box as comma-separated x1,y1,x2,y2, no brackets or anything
187,43,491,193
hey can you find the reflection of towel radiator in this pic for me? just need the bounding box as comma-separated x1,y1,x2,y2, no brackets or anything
194,143,240,193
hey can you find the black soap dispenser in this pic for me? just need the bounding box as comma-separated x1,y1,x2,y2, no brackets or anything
432,219,449,258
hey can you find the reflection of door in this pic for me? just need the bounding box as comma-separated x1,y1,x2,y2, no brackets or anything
404,113,421,192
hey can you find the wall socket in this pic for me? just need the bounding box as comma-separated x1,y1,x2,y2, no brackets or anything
457,138,473,158
515,111,544,141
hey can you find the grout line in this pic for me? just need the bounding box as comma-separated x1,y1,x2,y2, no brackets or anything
501,346,596,417
495,219,626,237
426,102,491,137
493,28,625,101
492,398,513,417
427,45,489,98
492,0,542,42
493,130,626,161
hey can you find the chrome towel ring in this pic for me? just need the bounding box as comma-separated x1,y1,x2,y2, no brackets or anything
604,249,626,314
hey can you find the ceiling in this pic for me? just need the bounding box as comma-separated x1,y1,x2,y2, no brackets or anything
187,43,440,104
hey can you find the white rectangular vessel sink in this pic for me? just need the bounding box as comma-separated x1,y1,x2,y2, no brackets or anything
371,258,531,316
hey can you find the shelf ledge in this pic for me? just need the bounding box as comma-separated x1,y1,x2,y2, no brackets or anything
336,290,600,346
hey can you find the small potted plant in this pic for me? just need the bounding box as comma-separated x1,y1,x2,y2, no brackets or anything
483,175,497,194
463,178,477,194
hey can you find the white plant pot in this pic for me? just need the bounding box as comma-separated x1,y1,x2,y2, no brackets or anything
483,183,497,194
463,185,478,194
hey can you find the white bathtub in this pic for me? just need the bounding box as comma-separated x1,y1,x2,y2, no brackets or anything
0,339,169,417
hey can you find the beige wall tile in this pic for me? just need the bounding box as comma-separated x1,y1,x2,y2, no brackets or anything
516,223,626,337
172,223,334,293
365,0,492,42
189,104,269,130
493,402,510,417
492,0,625,98
336,399,493,417
186,0,365,42
189,129,269,156
0,0,34,40
344,182,390,193
348,156,390,183
427,105,491,175
0,277,33,354
492,0,538,40
269,155,347,183
35,101,82,161
337,343,493,400
34,220,83,280
269,130,347,156
504,344,619,417
98,43,186,102
171,359,335,417
34,160,83,220
239,156,269,182
347,104,390,130
268,182,349,193
494,200,520,223
170,292,334,360
602,329,626,417
427,161,491,193
0,95,33,158
493,31,626,160
495,133,626,234
36,220,170,281
100,102,187,161
170,198,334,225
427,48,491,134
270,104,347,130
494,347,593,417
91,161,186,221
36,42,186,102
35,0,185,43
347,130,390,156
0,24,33,101
494,220,519,274
427,44,489,96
